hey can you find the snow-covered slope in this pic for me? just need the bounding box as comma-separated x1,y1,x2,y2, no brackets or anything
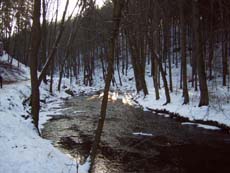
0,53,29,82
71,62,230,128
0,55,89,173
132,65,230,128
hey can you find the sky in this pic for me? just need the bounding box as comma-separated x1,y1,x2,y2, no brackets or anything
48,0,106,21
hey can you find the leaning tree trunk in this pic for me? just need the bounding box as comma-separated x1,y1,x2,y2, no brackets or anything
148,31,171,104
30,0,41,132
57,0,84,91
154,52,171,105
38,0,69,86
90,0,124,170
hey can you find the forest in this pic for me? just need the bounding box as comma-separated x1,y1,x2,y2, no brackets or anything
1,0,230,172
1,0,230,106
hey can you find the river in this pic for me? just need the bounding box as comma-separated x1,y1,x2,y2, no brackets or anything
42,95,230,173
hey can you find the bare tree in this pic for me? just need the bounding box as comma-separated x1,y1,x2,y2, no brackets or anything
90,0,125,170
193,0,209,106
180,0,189,104
30,0,41,132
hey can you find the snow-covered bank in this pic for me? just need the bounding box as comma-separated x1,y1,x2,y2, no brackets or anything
0,81,80,173
95,63,230,130
0,54,90,173
0,53,29,82
75,62,230,129
134,88,230,128
129,66,230,130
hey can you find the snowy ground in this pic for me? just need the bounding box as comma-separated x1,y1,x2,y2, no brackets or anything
102,62,230,128
1,53,230,173
133,65,230,128
0,54,90,173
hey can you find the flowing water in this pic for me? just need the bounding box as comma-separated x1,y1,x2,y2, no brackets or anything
42,95,230,173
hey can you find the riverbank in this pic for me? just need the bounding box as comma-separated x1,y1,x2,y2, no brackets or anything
0,80,83,173
0,54,90,173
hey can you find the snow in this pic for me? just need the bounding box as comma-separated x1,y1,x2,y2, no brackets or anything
0,53,30,82
101,63,230,128
0,54,90,173
0,81,83,173
130,65,230,127
181,122,221,130
133,132,154,136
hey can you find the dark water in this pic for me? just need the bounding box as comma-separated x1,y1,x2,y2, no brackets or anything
42,95,230,173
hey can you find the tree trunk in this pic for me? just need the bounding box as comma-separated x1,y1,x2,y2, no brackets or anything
147,23,160,100
90,0,124,170
49,58,54,94
49,1,59,94
218,0,227,86
208,0,214,80
116,40,122,86
180,1,189,104
38,0,69,86
154,52,171,104
191,1,198,91
57,61,65,91
222,31,228,86
99,47,106,82
149,40,160,100
128,34,148,95
41,0,47,84
166,19,173,92
56,0,84,91
193,0,209,106
30,0,41,132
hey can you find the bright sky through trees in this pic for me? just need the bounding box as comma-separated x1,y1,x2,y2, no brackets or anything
54,0,105,20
